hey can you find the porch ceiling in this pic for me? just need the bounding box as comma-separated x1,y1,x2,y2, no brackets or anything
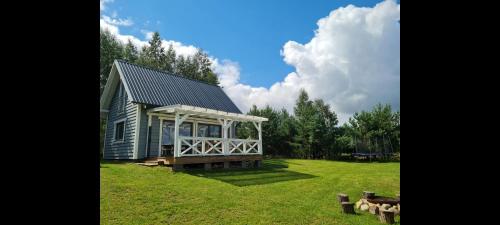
147,104,268,122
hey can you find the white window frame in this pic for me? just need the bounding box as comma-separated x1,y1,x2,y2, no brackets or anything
113,118,127,143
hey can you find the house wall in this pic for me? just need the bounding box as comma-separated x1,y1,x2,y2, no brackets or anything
103,82,137,159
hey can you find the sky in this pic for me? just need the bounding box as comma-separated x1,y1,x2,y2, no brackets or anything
100,0,400,124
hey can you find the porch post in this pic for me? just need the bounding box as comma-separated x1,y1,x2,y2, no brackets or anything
258,122,263,154
174,113,180,157
219,118,233,156
145,114,152,158
223,119,228,156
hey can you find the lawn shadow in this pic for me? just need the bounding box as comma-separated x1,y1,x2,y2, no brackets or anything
184,159,317,187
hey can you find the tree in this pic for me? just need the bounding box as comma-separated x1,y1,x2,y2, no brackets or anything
123,39,138,63
311,99,338,159
293,89,316,158
193,49,219,85
164,44,176,73
100,29,123,95
136,32,167,70
236,105,294,157
347,103,400,154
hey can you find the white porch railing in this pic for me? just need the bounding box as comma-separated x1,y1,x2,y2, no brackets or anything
177,136,261,157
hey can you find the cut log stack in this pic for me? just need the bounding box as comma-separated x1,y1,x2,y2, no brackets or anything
339,191,399,223
363,191,376,199
341,202,355,214
337,193,349,203
369,204,379,215
337,193,355,214
379,210,395,224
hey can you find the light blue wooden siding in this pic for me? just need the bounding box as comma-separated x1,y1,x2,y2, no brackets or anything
136,107,148,159
103,83,137,159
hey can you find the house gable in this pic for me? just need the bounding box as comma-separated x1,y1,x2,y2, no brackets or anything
103,79,138,160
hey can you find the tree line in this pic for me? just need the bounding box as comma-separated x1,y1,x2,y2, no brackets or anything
236,89,400,159
100,29,218,95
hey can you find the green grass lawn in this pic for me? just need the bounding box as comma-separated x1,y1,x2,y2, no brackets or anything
101,159,400,225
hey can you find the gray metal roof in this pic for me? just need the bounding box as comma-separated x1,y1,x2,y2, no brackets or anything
115,60,242,113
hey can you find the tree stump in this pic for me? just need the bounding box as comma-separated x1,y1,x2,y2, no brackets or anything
337,193,349,203
341,202,355,214
363,191,375,199
379,209,395,224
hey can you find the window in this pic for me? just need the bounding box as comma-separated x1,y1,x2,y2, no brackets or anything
162,121,193,145
161,121,193,156
198,123,222,138
114,119,126,142
117,83,126,114
161,121,175,145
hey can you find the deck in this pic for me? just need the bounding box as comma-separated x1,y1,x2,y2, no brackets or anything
143,155,263,170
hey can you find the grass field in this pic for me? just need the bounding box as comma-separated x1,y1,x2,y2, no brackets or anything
100,159,400,225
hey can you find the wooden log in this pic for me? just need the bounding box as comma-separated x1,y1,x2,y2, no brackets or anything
369,204,379,215
379,210,395,224
337,193,349,203
363,191,375,199
341,202,355,214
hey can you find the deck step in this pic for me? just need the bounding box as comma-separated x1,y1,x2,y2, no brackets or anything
136,162,159,167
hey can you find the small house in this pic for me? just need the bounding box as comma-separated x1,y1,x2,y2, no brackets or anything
100,60,268,170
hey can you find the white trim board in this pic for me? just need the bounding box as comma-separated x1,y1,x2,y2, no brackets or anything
133,104,142,159
112,118,127,144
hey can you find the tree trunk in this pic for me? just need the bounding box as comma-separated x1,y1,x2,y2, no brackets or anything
379,210,395,224
363,191,375,199
341,202,355,214
337,194,349,203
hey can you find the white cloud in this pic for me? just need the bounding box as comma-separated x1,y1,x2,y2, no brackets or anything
141,29,154,40
102,15,133,27
161,40,198,58
218,0,400,124
100,0,114,11
100,15,199,59
100,0,400,125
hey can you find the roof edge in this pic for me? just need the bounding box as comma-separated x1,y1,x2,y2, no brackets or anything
115,59,221,88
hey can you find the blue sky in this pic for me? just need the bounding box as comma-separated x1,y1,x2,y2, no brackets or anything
103,0,383,87
101,0,400,123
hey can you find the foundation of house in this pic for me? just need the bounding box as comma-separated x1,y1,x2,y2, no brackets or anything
143,155,263,171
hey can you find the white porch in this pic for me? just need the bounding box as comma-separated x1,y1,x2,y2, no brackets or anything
145,104,268,158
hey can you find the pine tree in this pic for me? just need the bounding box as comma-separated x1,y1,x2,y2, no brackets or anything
123,39,138,63
293,89,315,158
100,29,124,95
164,44,176,73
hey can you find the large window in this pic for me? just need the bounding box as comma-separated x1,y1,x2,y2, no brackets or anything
198,123,222,138
113,119,126,142
162,121,193,145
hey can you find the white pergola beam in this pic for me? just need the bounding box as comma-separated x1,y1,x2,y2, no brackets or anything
147,104,268,123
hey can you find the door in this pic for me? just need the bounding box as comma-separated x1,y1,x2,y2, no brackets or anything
160,120,175,156
160,120,193,156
